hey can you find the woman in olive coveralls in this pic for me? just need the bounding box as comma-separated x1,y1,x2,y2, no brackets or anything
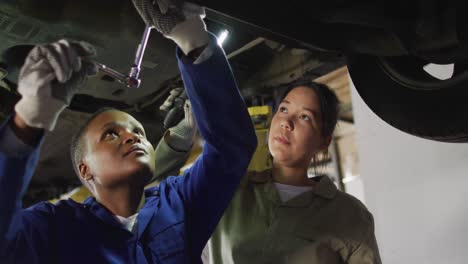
157,80,382,264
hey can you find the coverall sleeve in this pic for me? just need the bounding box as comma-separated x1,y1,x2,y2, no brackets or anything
0,117,54,262
150,131,191,183
347,216,382,264
173,34,257,256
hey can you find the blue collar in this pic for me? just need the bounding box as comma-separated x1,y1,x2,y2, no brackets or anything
82,187,161,238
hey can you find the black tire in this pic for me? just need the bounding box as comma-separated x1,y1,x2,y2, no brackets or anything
347,54,468,143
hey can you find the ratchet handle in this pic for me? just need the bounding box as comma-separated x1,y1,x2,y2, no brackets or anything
78,25,152,89
128,25,153,82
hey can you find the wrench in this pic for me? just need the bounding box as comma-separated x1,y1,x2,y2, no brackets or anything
93,61,141,88
92,25,153,88
129,25,154,85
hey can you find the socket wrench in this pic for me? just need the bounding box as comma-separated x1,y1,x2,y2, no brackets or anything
92,25,153,88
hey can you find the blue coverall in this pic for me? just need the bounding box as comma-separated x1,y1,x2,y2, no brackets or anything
0,36,257,264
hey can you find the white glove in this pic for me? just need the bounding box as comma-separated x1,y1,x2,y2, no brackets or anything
132,0,209,55
161,88,197,151
14,39,97,131
159,87,184,112
168,100,197,151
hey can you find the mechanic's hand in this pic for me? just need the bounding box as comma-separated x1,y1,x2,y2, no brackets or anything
132,0,209,55
160,87,184,112
14,39,97,131
164,91,197,151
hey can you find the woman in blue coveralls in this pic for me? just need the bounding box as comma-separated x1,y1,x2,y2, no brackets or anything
0,1,257,263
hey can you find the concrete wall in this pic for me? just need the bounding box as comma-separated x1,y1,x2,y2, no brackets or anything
350,78,468,264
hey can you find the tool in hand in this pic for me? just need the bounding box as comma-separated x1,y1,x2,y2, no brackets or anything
93,25,153,88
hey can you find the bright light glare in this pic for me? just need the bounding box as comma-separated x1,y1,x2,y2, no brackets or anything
423,63,454,80
217,29,229,46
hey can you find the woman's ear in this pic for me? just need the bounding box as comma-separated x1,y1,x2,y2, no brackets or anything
79,162,93,181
